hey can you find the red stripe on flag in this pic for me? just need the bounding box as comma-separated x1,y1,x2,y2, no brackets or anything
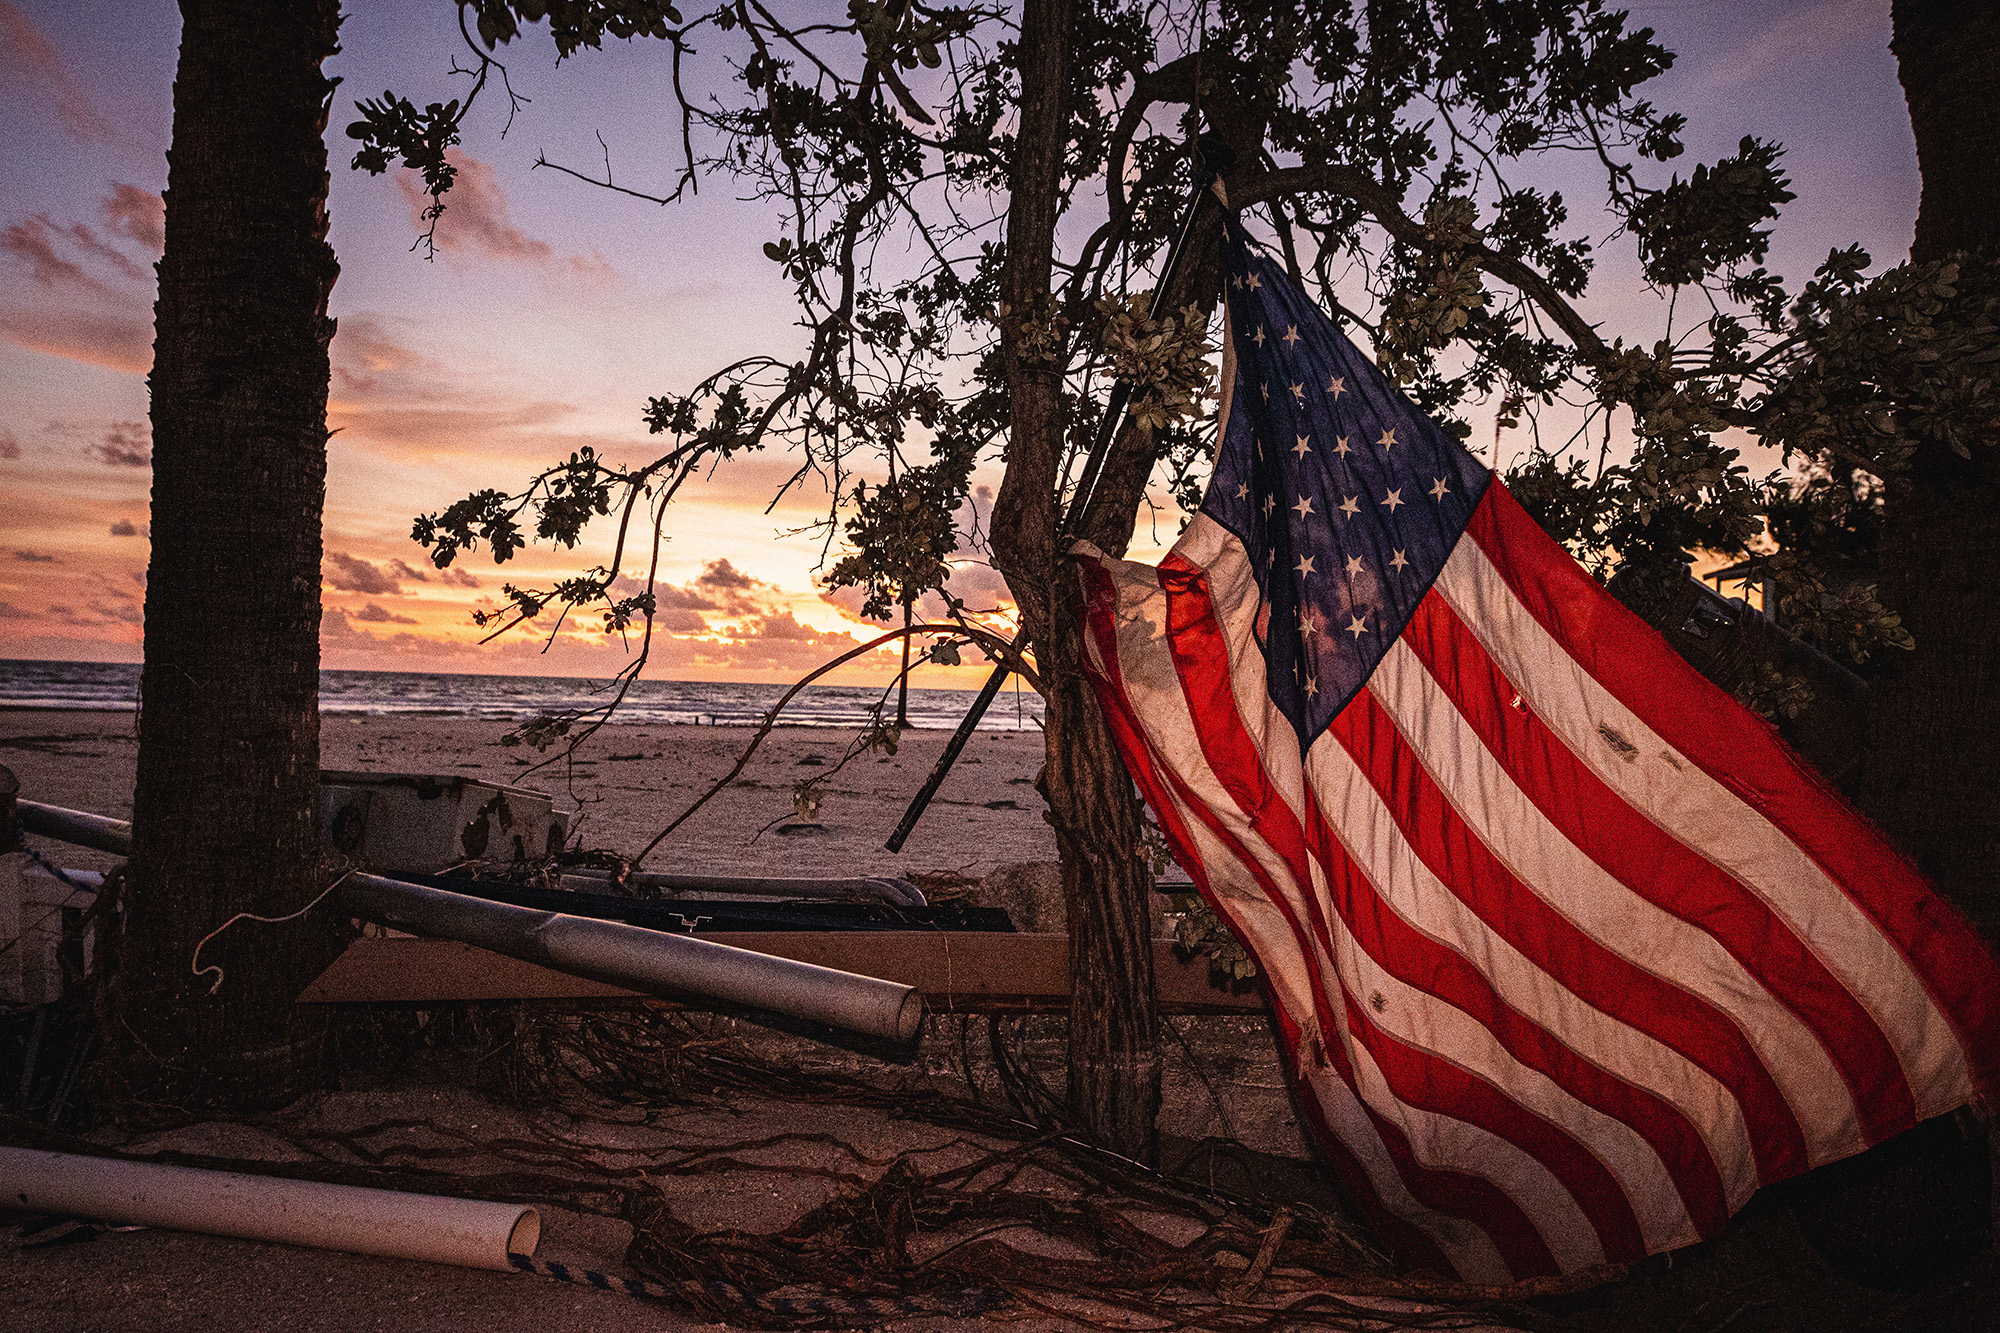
1396,589,1836,1175
1466,483,2000,1101
1153,557,1572,1275
1261,1002,1484,1277
1074,560,1460,1276
1321,690,1727,1247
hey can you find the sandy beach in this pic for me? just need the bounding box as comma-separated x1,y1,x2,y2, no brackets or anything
1,709,1061,883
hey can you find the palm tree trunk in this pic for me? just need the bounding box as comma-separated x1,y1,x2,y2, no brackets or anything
1784,0,2000,1287
1873,0,2000,941
100,0,345,1121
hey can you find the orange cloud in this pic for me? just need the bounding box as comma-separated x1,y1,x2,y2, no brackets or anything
0,306,151,373
0,426,19,459
352,602,418,625
0,184,162,374
399,151,550,266
88,421,150,468
101,184,164,254
325,551,408,595
0,2,114,143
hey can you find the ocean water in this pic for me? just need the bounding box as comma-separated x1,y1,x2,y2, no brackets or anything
0,659,1044,731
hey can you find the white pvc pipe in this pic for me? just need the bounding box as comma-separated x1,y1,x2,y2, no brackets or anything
0,1146,539,1272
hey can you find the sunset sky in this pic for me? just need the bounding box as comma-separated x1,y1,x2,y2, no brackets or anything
0,0,1924,684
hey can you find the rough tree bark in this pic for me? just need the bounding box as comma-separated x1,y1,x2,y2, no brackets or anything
1871,0,2000,942
1779,0,2000,1286
99,0,345,1120
990,0,1163,1159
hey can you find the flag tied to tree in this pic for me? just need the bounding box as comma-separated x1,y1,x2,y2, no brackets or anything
1074,219,2000,1282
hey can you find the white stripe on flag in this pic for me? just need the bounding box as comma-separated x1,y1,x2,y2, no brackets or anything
1168,523,1622,1268
1433,538,1972,1124
1361,628,1861,1155
1301,694,1741,1236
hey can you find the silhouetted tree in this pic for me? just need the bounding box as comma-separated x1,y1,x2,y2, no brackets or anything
101,0,346,1119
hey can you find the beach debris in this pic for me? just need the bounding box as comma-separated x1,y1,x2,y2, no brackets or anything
557,867,927,908
0,1145,538,1272
320,770,571,872
338,873,922,1042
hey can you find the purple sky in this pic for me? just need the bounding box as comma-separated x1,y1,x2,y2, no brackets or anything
0,0,1920,681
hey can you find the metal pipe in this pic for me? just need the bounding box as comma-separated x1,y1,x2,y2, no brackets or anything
0,1146,538,1272
884,663,1013,854
16,799,131,856
559,867,927,907
339,873,922,1042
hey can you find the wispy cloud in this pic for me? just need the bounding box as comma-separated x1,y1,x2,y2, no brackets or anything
1679,0,1882,99
0,1,115,143
101,183,164,254
352,602,418,625
399,151,549,265
1,215,103,290
0,185,162,373
397,150,613,280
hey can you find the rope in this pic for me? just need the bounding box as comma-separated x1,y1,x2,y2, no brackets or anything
19,839,95,894
189,872,347,996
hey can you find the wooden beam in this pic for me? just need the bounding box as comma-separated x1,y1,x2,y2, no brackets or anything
298,932,1264,1013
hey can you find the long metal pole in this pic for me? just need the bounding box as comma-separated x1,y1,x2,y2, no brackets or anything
560,867,927,907
16,799,131,856
883,657,1013,853
339,873,923,1042
885,160,1220,853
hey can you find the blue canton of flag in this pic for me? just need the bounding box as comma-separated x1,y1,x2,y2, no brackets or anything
1202,219,1490,751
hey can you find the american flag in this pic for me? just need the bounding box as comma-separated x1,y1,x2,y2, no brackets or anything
1075,220,2000,1281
